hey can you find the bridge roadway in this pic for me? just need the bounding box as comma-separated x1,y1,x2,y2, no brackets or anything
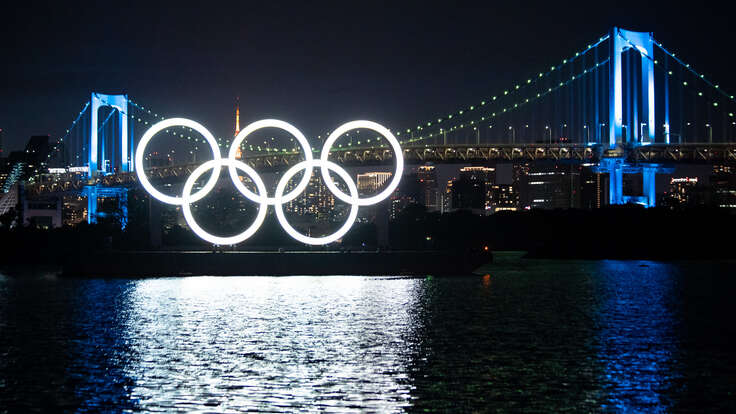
26,142,736,196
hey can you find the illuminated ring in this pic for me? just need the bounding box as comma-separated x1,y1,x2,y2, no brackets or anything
320,120,403,206
181,158,268,245
274,159,359,245
228,119,313,205
135,118,221,205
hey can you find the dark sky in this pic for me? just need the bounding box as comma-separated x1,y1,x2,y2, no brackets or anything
1,1,734,152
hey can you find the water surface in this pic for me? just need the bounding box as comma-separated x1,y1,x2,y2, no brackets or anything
1,260,734,411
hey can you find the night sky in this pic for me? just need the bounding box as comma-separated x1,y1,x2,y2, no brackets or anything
1,1,734,152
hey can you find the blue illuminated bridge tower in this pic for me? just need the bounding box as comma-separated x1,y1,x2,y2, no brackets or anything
85,92,133,226
596,27,673,206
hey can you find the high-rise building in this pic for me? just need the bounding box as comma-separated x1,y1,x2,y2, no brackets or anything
388,172,420,220
526,163,580,209
357,172,392,195
579,164,607,209
442,180,453,214
417,164,439,211
710,165,736,208
62,195,87,226
284,173,336,221
488,184,518,212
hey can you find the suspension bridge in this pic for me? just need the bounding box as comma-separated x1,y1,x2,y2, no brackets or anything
6,27,736,226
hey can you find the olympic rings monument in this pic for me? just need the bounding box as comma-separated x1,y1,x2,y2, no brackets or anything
135,118,404,246
65,117,492,276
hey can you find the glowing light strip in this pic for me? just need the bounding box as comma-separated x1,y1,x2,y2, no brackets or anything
182,158,268,245
400,58,610,145
321,120,403,206
393,34,610,139
228,119,313,204
135,118,221,205
274,159,359,245
655,42,736,102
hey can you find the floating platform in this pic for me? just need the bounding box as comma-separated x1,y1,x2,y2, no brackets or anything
62,249,493,277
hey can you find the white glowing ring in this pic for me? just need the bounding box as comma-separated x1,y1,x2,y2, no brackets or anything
135,118,221,205
320,120,403,206
274,159,359,245
228,119,313,205
181,158,268,245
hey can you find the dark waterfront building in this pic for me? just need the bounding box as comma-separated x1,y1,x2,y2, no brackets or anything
389,172,420,220
525,163,580,210
441,180,453,214
710,165,736,208
449,167,494,214
416,164,439,212
580,165,608,209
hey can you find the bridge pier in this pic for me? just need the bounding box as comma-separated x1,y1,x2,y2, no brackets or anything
595,159,673,207
82,185,129,228
642,165,658,208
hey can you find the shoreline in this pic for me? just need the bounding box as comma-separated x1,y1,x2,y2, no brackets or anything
58,249,494,277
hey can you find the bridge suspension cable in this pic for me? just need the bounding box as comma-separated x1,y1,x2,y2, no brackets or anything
396,34,610,141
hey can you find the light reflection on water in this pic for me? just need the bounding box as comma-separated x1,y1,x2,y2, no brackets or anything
595,261,680,412
1,261,735,412
122,277,421,411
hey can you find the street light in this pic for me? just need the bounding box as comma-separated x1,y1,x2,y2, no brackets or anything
640,122,647,143
508,126,515,144
622,124,628,141
706,124,712,143
545,125,551,144
583,124,589,144
599,123,606,143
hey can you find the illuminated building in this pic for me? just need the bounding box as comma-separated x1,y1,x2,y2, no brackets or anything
711,165,736,208
489,184,518,212
442,180,453,213
417,164,439,211
357,172,392,195
580,164,607,209
660,177,706,208
284,173,336,221
62,195,87,226
526,164,580,209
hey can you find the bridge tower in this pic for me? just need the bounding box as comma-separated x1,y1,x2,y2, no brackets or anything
89,93,132,177
608,27,656,146
600,28,671,206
